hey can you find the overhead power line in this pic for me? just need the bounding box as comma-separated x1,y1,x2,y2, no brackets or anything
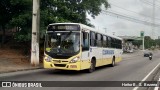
139,0,160,8
109,3,160,21
102,10,160,27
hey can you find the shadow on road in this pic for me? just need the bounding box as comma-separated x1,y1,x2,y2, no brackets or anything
44,64,120,75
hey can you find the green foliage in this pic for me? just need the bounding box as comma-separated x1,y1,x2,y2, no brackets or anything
40,0,109,26
0,0,12,26
0,0,109,42
9,0,32,42
144,36,156,49
9,0,32,27
14,33,31,42
132,36,160,49
132,40,142,48
14,28,31,42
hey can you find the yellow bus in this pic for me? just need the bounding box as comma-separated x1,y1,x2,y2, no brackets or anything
43,23,123,72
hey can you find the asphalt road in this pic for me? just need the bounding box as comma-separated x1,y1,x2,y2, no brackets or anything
0,50,160,90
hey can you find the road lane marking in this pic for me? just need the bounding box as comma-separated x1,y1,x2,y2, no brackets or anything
133,62,160,90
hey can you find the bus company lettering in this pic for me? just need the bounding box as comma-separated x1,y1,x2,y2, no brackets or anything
11,82,42,87
51,25,79,30
103,50,114,55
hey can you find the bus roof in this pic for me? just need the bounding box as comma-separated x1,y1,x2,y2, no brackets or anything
49,23,122,40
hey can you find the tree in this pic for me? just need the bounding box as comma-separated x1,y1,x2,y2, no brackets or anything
132,40,142,48
40,0,109,27
0,0,32,46
155,39,160,49
9,0,32,42
0,0,109,43
0,0,13,46
144,36,157,49
144,36,151,49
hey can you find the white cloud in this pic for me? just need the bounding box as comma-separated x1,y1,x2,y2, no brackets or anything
87,0,160,39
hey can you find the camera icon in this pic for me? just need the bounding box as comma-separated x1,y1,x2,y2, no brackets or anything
2,82,11,87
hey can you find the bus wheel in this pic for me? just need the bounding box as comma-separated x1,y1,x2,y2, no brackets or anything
111,57,115,67
88,60,96,73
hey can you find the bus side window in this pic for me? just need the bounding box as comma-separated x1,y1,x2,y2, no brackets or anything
119,40,122,49
103,36,107,47
90,31,96,46
108,37,111,48
82,32,89,51
97,33,102,47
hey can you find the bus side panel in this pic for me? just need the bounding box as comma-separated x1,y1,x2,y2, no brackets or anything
80,51,90,70
102,48,113,65
89,47,103,67
115,49,122,63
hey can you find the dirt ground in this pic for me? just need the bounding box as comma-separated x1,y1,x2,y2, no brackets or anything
0,47,30,62
0,48,41,73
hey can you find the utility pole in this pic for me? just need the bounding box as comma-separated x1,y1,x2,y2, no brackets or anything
142,35,144,51
31,0,40,66
141,31,144,51
152,0,155,40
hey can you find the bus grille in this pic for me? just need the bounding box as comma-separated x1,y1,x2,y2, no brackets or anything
54,64,66,67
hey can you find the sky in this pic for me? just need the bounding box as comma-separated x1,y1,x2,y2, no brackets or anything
87,0,160,39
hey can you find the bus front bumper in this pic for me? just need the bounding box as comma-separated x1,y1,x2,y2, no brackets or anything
43,60,81,71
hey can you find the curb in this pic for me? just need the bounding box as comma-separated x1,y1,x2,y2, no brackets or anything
0,66,43,74
0,67,44,78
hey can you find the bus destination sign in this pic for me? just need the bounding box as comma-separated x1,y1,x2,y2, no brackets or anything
48,24,80,31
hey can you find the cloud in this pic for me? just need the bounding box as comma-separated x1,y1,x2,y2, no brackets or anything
111,22,128,29
87,0,160,39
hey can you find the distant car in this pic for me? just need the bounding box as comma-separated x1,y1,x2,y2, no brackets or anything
144,52,153,57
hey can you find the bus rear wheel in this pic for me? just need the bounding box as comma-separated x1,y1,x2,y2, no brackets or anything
88,59,96,73
110,57,115,67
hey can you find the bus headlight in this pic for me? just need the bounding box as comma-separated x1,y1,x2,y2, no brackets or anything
45,56,52,62
70,57,80,63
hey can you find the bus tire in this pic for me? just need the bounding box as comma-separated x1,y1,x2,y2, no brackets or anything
88,59,96,73
110,57,115,67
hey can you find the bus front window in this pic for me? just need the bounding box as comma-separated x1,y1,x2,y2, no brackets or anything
45,31,80,56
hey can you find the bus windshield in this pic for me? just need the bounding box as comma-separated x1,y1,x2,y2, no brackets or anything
45,31,80,57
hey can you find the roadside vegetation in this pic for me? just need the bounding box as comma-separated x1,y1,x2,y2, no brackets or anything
132,36,160,50
0,0,109,61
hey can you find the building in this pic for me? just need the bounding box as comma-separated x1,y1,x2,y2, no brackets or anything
118,36,141,53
